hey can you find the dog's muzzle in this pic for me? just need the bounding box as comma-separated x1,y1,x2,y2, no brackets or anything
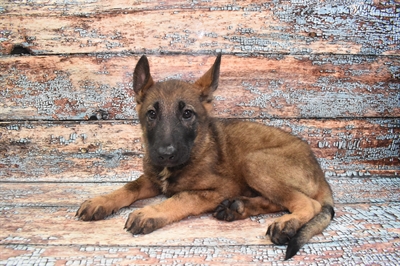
158,145,176,162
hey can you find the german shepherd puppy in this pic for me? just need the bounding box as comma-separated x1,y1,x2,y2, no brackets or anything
77,54,334,260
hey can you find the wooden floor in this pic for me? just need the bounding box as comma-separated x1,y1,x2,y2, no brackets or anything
1,0,399,265
0,177,399,264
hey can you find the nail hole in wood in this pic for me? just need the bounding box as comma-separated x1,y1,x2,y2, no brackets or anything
11,45,32,55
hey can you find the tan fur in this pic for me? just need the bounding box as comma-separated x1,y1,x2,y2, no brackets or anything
77,54,334,260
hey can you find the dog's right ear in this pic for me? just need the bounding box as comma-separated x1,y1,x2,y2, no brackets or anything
133,55,154,104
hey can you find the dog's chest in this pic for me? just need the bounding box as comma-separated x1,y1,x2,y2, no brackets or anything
158,167,188,196
159,167,172,194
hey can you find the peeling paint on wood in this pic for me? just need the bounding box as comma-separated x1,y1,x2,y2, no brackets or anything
0,121,144,182
0,55,398,120
0,203,399,264
0,119,398,180
1,242,399,265
0,1,398,55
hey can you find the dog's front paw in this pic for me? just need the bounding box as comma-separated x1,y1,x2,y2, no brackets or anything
125,207,167,235
267,217,301,245
76,196,117,221
213,199,245,222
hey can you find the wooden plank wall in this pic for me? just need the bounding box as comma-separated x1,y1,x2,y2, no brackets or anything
0,0,399,264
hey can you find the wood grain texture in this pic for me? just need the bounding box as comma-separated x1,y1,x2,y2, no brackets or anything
1,119,398,180
1,241,399,265
1,55,398,120
0,177,399,207
0,1,398,55
1,203,399,264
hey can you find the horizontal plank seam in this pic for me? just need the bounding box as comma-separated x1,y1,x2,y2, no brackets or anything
0,181,129,184
2,51,399,58
1,117,400,124
0,237,392,249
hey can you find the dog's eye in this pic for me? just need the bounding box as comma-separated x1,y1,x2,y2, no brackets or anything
182,109,193,120
147,110,157,120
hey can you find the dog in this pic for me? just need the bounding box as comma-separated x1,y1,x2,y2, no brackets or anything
76,54,334,260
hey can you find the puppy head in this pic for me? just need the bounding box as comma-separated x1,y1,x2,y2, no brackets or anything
133,55,221,168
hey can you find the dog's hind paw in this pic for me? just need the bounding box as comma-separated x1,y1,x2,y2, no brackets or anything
266,217,300,245
213,199,245,222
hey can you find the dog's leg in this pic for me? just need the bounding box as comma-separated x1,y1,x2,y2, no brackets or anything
213,196,285,221
265,190,322,245
243,151,323,245
76,174,160,221
125,190,223,234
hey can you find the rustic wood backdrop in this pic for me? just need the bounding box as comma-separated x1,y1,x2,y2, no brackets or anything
1,0,399,264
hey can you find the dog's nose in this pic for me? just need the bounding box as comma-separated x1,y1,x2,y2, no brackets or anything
158,145,177,161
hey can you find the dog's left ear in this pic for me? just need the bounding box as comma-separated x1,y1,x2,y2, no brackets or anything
195,54,221,102
133,55,154,104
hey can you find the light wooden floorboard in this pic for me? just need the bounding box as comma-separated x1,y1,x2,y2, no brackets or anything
1,202,399,265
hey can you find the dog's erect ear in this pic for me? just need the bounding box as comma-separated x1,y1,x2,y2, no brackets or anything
195,54,221,102
133,55,154,103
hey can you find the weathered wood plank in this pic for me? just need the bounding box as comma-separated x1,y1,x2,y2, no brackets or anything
0,177,399,207
1,240,399,265
0,1,398,55
0,55,398,120
0,0,211,15
1,204,399,263
0,121,143,182
1,119,398,180
0,205,280,247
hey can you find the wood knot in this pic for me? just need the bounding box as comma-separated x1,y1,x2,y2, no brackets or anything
89,110,109,120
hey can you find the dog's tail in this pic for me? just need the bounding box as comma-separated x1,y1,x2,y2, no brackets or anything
285,204,335,260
